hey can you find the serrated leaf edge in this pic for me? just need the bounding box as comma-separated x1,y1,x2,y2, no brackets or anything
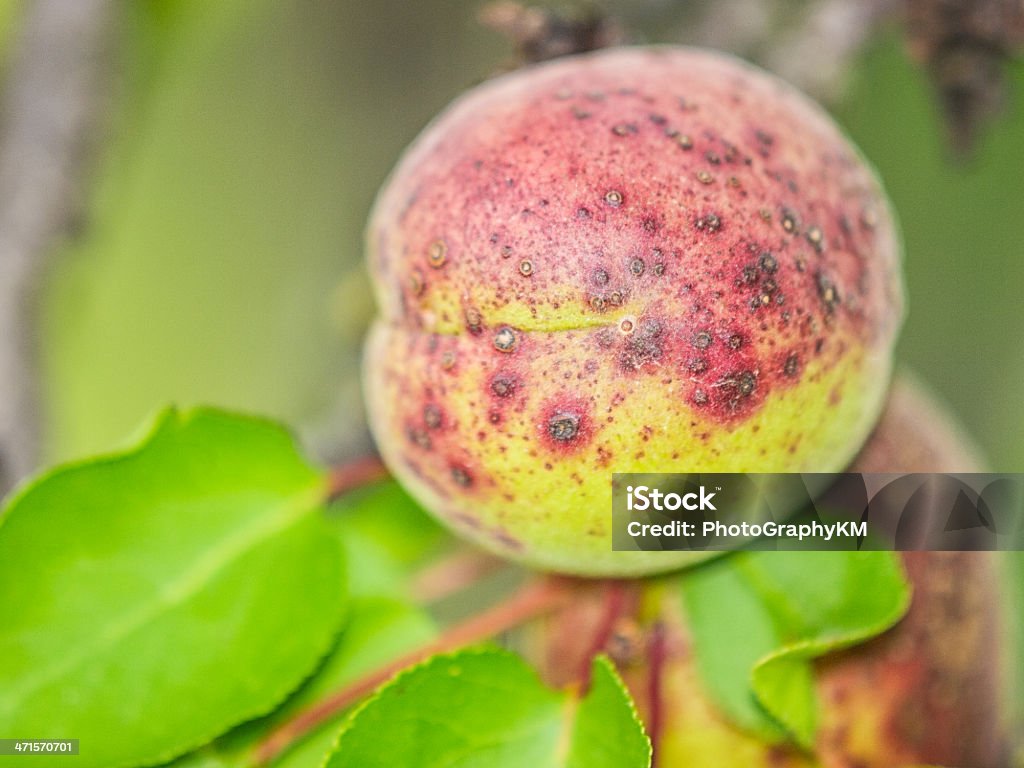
0,406,327,525
319,649,652,768
114,513,346,768
581,656,653,768
0,405,346,768
318,645,508,768
92,408,342,768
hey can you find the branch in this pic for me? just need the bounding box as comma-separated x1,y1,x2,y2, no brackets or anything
762,0,893,102
674,0,894,102
645,621,668,768
249,575,574,766
410,547,507,603
0,0,118,494
576,580,630,688
324,455,389,502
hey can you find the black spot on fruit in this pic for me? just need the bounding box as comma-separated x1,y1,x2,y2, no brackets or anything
548,413,581,441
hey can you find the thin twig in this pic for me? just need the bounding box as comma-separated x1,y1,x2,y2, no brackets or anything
646,621,668,768
249,575,574,766
577,580,630,688
410,547,507,603
0,0,118,495
677,0,893,102
324,456,389,502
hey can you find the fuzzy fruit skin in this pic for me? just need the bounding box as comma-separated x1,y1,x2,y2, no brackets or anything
364,46,903,576
536,377,1008,767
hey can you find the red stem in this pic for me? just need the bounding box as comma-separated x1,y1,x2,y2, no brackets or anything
250,575,573,766
577,580,629,688
410,548,507,603
646,621,668,767
325,456,389,502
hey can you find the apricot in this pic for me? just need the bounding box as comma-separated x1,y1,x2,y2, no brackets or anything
364,46,903,575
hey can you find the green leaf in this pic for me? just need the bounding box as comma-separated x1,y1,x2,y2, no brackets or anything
164,483,446,768
0,408,346,768
260,597,437,768
329,480,448,599
324,649,651,768
681,551,910,748
168,596,437,768
566,657,652,768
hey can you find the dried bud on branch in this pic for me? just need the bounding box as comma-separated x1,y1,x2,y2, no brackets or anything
905,0,1024,156
479,1,629,65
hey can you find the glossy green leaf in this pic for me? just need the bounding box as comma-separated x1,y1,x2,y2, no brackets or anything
566,655,652,768
681,550,910,748
0,408,346,768
169,596,437,768
325,649,650,768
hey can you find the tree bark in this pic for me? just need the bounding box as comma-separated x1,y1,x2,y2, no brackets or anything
0,0,117,495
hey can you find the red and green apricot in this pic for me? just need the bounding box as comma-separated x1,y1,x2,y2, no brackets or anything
364,46,904,576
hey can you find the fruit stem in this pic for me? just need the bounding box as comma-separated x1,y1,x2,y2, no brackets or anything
249,575,575,766
577,580,631,688
324,456,389,502
646,621,668,767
